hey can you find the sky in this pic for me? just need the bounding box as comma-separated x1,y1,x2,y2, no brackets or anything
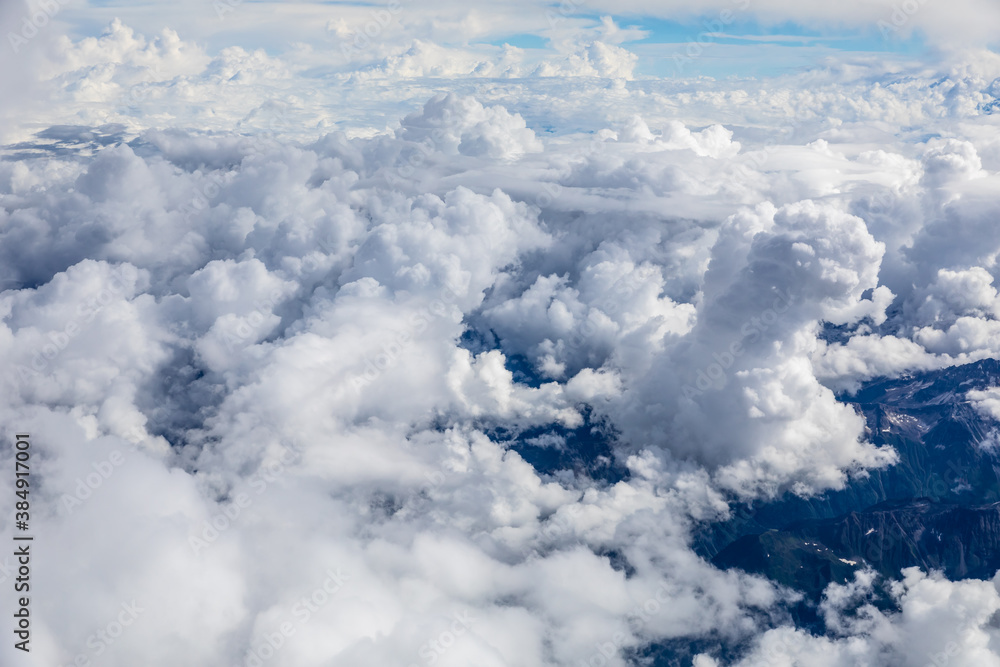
3,0,1000,666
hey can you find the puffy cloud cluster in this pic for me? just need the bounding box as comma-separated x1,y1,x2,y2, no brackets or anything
705,569,1000,667
355,39,637,81
4,13,1000,667
605,201,899,499
531,41,639,80
395,93,543,160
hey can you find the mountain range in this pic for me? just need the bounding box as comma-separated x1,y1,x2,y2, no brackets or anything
705,358,1000,605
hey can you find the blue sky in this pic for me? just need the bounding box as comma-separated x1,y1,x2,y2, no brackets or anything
626,15,930,76
493,14,932,78
57,2,938,81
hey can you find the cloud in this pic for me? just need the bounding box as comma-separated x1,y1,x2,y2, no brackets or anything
4,12,1000,667
396,93,543,160
711,568,1000,667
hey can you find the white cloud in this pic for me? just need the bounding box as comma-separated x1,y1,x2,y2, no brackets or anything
4,10,1000,667
715,569,1000,667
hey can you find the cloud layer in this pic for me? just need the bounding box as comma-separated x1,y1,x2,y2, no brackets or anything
3,11,1000,667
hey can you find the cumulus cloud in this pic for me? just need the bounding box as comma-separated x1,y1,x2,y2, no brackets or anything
708,569,1000,667
396,93,543,160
